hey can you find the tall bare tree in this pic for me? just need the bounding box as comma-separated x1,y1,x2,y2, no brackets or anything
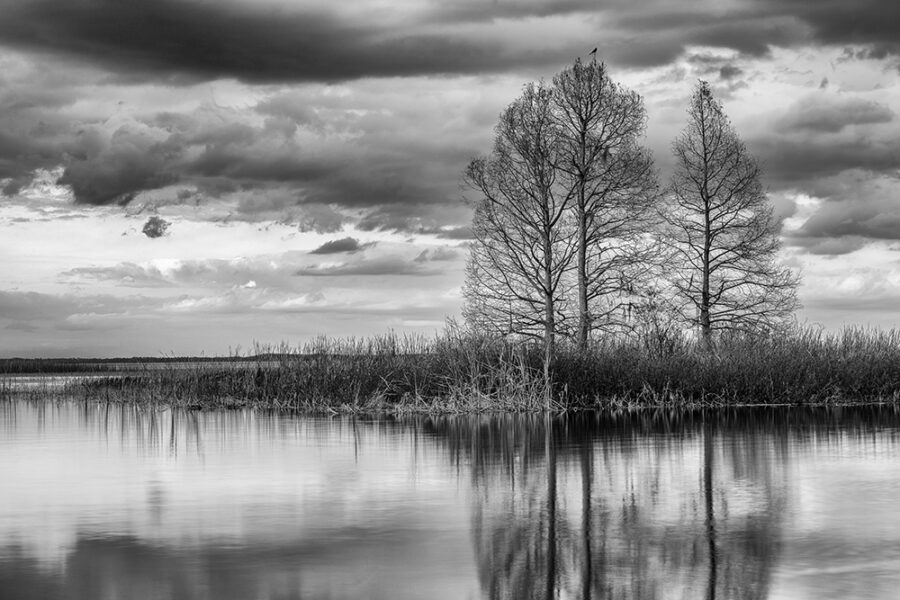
553,59,660,351
664,82,798,345
463,82,575,397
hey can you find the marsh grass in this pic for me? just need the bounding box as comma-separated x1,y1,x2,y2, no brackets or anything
555,326,900,408
0,373,58,402
62,330,547,412
24,325,900,412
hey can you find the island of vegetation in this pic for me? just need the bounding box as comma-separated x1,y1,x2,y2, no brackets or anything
4,59,899,412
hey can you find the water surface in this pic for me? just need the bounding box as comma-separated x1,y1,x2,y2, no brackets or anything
2,399,899,599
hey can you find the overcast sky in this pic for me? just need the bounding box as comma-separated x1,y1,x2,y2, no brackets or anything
3,0,900,357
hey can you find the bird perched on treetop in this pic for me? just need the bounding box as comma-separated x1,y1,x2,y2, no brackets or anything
589,47,598,58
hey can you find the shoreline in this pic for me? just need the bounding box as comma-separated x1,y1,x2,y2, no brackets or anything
5,326,900,414
5,382,900,416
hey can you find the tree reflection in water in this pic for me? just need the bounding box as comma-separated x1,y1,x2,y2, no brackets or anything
427,410,792,600
4,402,900,599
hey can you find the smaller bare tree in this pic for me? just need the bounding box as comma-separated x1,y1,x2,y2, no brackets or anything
663,81,798,345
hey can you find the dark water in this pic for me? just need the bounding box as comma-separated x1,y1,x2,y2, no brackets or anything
2,400,900,599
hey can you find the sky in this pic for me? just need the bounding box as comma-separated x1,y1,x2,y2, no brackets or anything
3,0,900,357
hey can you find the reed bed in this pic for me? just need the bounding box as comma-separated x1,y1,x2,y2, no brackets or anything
554,326,900,407
0,373,59,402
62,332,548,412
12,325,900,412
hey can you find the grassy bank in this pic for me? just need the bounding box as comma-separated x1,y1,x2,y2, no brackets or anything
10,326,897,412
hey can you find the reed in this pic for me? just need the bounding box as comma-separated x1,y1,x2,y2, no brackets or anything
17,325,900,412
0,373,58,402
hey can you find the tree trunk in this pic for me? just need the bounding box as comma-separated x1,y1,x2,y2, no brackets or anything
576,124,590,353
544,290,554,409
576,197,589,352
700,197,712,348
544,223,555,409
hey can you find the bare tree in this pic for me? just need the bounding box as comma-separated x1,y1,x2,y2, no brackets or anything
553,59,660,351
664,82,798,345
463,82,575,399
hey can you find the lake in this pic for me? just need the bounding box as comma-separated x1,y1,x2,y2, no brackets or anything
1,399,899,599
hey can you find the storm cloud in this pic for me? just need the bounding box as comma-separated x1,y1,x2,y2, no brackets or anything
0,0,899,87
748,89,900,196
4,0,900,215
0,81,481,214
777,95,895,134
0,0,571,84
794,180,900,242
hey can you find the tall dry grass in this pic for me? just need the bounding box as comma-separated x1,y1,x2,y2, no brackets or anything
31,325,900,412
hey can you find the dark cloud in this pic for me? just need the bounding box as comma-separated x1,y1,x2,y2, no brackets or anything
230,195,348,232
0,61,88,185
750,94,900,201
719,65,743,81
0,0,571,84
57,125,181,205
5,0,900,245
769,193,798,229
760,0,900,54
309,237,374,255
602,10,803,68
1,175,29,196
797,200,900,241
184,132,338,185
784,175,900,253
3,91,468,212
2,0,899,89
611,0,900,66
0,114,69,186
146,110,344,191
751,134,900,191
777,95,894,134
431,0,601,23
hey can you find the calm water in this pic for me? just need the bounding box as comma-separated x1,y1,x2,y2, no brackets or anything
2,400,900,599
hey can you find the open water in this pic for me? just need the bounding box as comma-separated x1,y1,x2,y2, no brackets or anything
1,398,899,599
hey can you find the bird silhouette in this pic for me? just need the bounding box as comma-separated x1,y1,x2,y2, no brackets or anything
589,47,598,59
